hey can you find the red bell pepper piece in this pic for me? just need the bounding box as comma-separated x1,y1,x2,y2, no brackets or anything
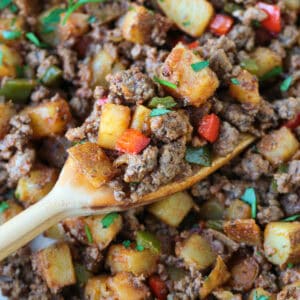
284,113,300,129
116,128,150,154
188,40,200,49
198,114,221,143
148,275,168,300
257,2,281,34
97,97,108,106
209,14,234,36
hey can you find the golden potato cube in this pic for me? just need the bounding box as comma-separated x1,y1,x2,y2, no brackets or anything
213,290,242,300
158,0,214,37
106,244,159,276
0,200,23,225
68,142,116,188
130,105,151,134
159,43,219,107
148,191,194,227
15,165,58,206
225,199,252,220
108,272,150,300
176,234,216,270
34,242,76,293
264,222,300,267
224,219,262,246
84,214,122,250
98,103,131,150
258,127,299,166
250,47,282,78
200,256,231,299
0,44,22,78
0,102,15,139
229,70,261,105
85,276,113,299
248,288,275,300
44,223,65,240
24,98,71,139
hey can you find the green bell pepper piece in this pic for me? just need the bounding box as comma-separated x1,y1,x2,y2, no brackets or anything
136,231,161,254
40,65,63,87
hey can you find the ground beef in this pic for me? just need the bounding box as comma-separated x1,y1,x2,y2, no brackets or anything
254,270,278,293
228,24,255,51
277,286,300,300
150,111,192,143
213,122,240,157
279,267,300,286
279,25,300,48
273,97,300,121
280,192,300,215
81,246,103,273
30,85,50,103
108,67,155,104
257,202,284,225
57,46,78,81
241,7,267,26
190,179,211,200
256,99,278,130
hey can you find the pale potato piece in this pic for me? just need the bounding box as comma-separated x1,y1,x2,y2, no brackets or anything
0,102,15,139
176,234,216,270
130,105,151,134
15,165,58,206
68,142,116,188
158,0,214,37
108,272,150,300
106,244,159,276
85,276,113,300
0,200,23,225
264,222,300,267
98,103,131,150
229,70,261,105
159,43,219,107
148,191,194,227
44,223,66,240
258,127,299,165
0,44,22,78
34,242,76,293
24,98,71,139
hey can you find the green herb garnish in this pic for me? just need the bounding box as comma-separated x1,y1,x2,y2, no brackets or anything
185,146,212,167
278,163,288,173
101,212,119,228
2,30,21,40
0,202,9,213
136,244,144,252
191,60,209,72
287,262,294,268
0,0,12,10
252,20,261,28
148,96,177,109
260,66,283,81
84,224,93,243
0,49,3,66
122,240,131,248
241,188,257,218
282,214,300,222
41,7,66,34
254,291,270,300
26,32,47,48
150,108,171,117
231,78,240,85
280,76,293,92
182,20,191,27
88,15,97,23
153,76,177,89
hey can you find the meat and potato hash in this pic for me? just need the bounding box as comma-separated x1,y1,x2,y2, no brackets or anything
0,0,300,299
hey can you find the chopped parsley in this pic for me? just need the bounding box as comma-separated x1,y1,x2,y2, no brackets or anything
41,7,66,34
136,244,144,252
253,291,270,300
153,76,177,89
0,49,3,66
278,163,288,173
231,78,240,85
287,262,294,268
150,108,171,117
185,146,212,167
260,66,283,82
122,240,131,248
0,202,9,213
280,76,293,92
2,30,21,40
148,96,177,109
282,214,300,222
101,212,119,228
251,20,261,28
241,187,257,219
88,15,97,23
26,32,47,48
84,224,93,243
182,20,191,27
191,60,209,72
0,0,12,10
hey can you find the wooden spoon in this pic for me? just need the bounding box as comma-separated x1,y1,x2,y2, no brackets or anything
0,134,255,261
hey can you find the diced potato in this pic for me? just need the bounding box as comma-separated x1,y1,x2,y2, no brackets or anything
130,105,151,134
230,257,259,291
0,17,24,44
68,142,116,188
44,223,66,240
158,0,214,37
0,44,22,78
108,272,150,300
213,290,242,300
264,222,300,267
200,199,224,220
84,214,122,250
225,199,252,220
200,256,231,299
85,276,113,299
229,70,261,105
159,43,219,107
148,191,194,227
34,242,76,293
258,127,299,166
106,244,159,276
24,98,72,139
91,49,125,87
248,288,275,300
15,165,58,206
0,200,23,225
283,0,300,10
224,219,262,246
98,103,131,150
0,102,15,139
176,234,216,270
250,47,282,78
62,217,87,244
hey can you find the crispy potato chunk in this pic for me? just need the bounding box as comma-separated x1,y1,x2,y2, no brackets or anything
98,103,131,150
258,127,299,165
159,43,219,107
106,244,159,276
158,0,214,37
0,200,23,225
44,223,65,240
34,242,76,293
85,276,113,299
176,234,216,270
224,219,262,246
264,222,300,267
225,199,252,220
200,256,231,299
108,272,150,300
148,192,194,227
213,290,242,300
130,105,151,134
229,70,261,105
0,102,15,139
0,44,22,78
15,165,58,206
68,142,116,188
24,98,71,139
